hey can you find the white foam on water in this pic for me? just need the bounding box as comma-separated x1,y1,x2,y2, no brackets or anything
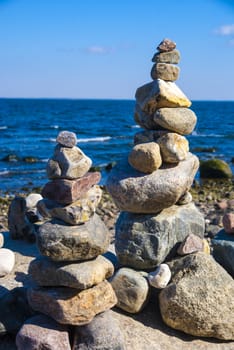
0,126,7,130
78,136,111,143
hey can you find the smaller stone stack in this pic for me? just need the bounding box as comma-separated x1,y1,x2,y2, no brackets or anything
27,130,117,326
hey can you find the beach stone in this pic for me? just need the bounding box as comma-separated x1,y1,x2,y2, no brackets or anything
200,159,233,179
106,153,199,213
56,130,77,148
41,171,101,204
16,314,71,350
152,49,180,63
0,233,4,248
153,107,197,135
37,214,110,261
148,264,171,289
0,248,15,277
176,191,193,205
37,185,102,225
0,287,35,336
111,268,149,313
8,196,36,242
29,255,114,289
27,280,117,326
177,233,204,255
47,144,92,180
158,133,189,163
128,142,162,173
212,229,234,277
134,130,168,144
115,203,204,269
151,63,180,81
157,38,176,52
73,310,125,350
202,238,210,254
25,193,43,209
135,79,191,115
134,103,160,130
160,253,234,340
222,212,234,234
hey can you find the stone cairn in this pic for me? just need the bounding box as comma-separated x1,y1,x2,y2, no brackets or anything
15,131,125,349
107,39,234,340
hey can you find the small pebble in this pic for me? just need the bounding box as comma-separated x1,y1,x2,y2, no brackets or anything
177,233,204,255
0,248,15,277
157,38,176,52
148,264,171,289
56,130,77,148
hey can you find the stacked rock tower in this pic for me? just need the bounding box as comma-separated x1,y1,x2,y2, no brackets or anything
26,131,117,327
107,39,205,273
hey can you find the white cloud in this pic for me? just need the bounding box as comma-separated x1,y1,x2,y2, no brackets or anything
215,24,234,35
85,45,114,55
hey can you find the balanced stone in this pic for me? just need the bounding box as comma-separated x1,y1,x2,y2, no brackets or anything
153,107,197,135
115,203,205,269
134,130,168,144
37,214,110,261
151,63,180,81
212,229,234,277
56,130,77,148
47,144,92,180
176,191,193,205
111,268,149,313
106,153,199,213
27,281,117,325
29,255,114,289
159,253,234,340
157,38,176,52
25,193,43,209
41,172,100,205
128,142,162,173
135,79,191,115
148,264,171,289
37,185,102,225
152,49,180,64
157,133,189,163
134,103,162,130
0,248,15,277
177,233,204,255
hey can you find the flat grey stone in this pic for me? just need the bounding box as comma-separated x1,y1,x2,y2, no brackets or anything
152,49,180,64
151,63,180,81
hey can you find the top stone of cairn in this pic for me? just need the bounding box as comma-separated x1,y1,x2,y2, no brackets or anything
157,38,176,52
56,130,77,148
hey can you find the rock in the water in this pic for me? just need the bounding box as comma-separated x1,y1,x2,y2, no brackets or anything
158,133,189,163
115,203,204,269
176,191,193,205
148,264,171,289
73,310,125,350
157,38,176,52
27,281,117,325
41,172,101,204
106,153,199,213
159,253,234,340
152,49,180,64
0,248,15,277
153,107,197,135
16,314,71,350
37,214,110,261
177,233,204,255
200,159,233,179
128,142,162,173
135,79,191,115
37,185,102,225
29,255,114,289
47,144,92,180
111,268,149,313
222,212,234,234
0,233,4,248
151,63,180,81
212,229,234,277
56,130,77,148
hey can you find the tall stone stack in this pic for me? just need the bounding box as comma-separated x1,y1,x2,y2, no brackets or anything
25,131,117,327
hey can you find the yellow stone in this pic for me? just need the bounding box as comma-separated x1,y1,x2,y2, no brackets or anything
202,239,210,254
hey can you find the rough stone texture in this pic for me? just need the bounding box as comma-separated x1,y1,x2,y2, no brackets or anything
0,233,4,248
0,248,15,277
56,130,77,148
41,172,101,204
151,63,180,81
134,130,168,144
128,142,162,173
115,203,205,269
153,107,197,135
7,196,36,242
177,233,204,255
158,133,189,163
152,49,180,64
176,191,193,205
148,264,171,289
111,268,149,313
47,144,92,180
27,281,117,325
157,38,176,52
212,229,234,277
37,214,110,261
37,185,102,225
160,253,234,340
29,255,114,289
73,310,125,350
222,212,234,234
16,314,71,350
135,79,191,115
200,159,233,179
134,103,161,130
106,153,199,213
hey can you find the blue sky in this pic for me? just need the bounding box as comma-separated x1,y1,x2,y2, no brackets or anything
0,0,234,100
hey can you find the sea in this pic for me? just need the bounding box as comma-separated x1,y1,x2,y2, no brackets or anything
0,98,233,194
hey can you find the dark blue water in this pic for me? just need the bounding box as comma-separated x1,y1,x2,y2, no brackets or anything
0,99,233,193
